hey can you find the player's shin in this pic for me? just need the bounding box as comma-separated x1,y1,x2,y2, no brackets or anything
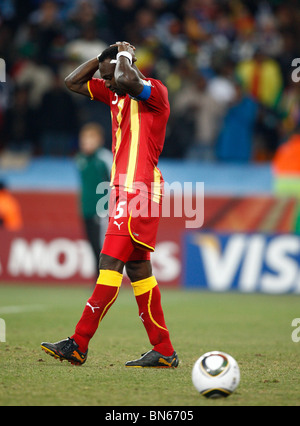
131,276,174,356
71,270,122,353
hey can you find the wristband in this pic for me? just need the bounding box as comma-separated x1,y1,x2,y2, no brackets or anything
116,51,133,65
135,82,152,101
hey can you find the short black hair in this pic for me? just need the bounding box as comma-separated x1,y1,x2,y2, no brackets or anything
98,46,118,63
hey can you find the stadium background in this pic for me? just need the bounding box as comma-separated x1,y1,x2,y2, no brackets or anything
0,0,300,293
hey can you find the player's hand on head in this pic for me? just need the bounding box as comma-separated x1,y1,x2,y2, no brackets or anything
111,41,136,51
111,41,137,63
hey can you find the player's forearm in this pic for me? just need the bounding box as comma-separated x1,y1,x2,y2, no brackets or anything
65,58,99,93
114,57,142,97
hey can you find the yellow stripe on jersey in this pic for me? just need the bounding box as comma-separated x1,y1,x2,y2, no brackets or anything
110,99,125,185
87,80,94,100
153,167,162,203
125,100,140,193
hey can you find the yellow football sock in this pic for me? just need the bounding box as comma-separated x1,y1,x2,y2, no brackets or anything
96,269,123,287
131,275,158,296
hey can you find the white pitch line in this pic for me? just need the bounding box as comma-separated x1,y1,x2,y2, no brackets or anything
0,305,45,314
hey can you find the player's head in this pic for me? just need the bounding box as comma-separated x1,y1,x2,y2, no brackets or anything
98,45,127,96
79,122,105,155
98,46,119,64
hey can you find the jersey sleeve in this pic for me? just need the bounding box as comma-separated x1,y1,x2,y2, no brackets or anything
87,78,110,105
140,79,170,115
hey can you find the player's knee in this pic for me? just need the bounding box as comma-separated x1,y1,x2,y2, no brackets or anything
99,253,124,274
125,260,152,283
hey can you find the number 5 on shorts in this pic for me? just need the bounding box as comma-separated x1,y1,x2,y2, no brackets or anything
114,201,127,220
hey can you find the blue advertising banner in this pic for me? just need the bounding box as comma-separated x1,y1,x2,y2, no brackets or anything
183,232,300,294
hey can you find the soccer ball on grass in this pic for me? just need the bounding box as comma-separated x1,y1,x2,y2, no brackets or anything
192,351,240,398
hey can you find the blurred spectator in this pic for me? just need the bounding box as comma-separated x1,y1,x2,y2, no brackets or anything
0,180,23,231
130,7,158,43
216,80,258,162
75,123,112,277
207,60,236,104
66,0,110,40
103,0,139,41
236,48,284,160
65,25,107,63
12,57,55,108
27,0,63,67
278,30,299,87
236,48,283,110
279,80,300,141
0,20,15,71
253,103,282,161
39,73,79,156
169,72,228,160
155,13,187,61
255,2,284,58
1,85,37,153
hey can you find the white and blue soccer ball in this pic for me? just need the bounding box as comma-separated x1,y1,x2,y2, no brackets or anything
192,351,240,398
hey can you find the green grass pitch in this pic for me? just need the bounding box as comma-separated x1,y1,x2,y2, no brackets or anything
0,285,299,406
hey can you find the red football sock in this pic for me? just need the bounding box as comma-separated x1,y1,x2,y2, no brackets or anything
71,270,122,353
132,277,174,357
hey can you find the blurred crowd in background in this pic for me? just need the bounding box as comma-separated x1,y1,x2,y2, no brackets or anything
0,0,299,163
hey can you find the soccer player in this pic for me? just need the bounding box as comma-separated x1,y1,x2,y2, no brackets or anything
41,41,178,368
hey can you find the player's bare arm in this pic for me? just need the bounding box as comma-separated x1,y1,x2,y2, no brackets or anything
111,41,146,98
64,57,99,97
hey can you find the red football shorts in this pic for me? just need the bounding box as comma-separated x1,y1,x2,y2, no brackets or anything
101,186,161,263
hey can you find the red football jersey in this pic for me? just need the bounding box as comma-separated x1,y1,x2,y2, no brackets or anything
87,77,170,203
